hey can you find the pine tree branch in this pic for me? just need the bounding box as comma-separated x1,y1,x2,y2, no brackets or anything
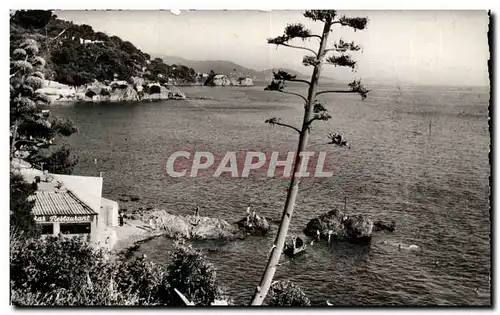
316,90,352,96
289,79,311,85
332,16,368,31
306,117,322,126
276,90,308,103
308,34,323,40
265,118,301,133
273,122,301,134
317,82,370,99
278,43,318,57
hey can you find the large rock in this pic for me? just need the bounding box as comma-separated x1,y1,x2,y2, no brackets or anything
373,220,396,232
304,209,373,242
235,213,270,236
166,85,187,100
142,83,187,101
205,74,231,86
109,84,139,102
229,77,254,86
37,80,77,103
140,210,242,240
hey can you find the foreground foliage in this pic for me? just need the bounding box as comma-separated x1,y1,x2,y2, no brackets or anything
10,172,39,238
10,235,225,306
266,280,311,306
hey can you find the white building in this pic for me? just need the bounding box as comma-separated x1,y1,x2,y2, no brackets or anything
11,159,119,248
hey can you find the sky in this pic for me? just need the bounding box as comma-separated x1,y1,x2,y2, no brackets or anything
55,10,490,86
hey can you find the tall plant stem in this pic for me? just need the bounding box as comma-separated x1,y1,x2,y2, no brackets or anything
250,16,333,306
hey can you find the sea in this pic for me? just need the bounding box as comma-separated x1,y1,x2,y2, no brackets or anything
49,82,491,306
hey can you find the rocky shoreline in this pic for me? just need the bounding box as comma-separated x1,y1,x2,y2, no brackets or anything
38,79,187,104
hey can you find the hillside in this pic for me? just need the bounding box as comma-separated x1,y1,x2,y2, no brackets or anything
10,10,199,86
155,55,307,81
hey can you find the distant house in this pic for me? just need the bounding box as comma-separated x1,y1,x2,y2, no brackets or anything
79,38,105,45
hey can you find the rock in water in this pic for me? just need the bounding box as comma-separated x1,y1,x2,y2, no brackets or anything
303,209,373,242
373,220,396,232
343,215,373,240
236,214,270,236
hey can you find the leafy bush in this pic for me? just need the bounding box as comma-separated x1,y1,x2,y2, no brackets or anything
115,257,170,305
10,234,171,306
10,235,108,294
266,280,311,306
10,235,225,306
166,241,224,306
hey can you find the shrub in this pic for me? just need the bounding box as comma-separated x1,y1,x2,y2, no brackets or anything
115,257,170,305
9,235,169,306
10,235,108,294
10,235,226,306
166,241,224,306
266,280,311,306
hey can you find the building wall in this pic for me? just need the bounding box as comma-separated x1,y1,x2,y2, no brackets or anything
101,197,119,227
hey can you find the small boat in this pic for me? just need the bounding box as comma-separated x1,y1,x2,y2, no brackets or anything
284,236,307,257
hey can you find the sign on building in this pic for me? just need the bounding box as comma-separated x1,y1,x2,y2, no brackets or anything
35,215,92,223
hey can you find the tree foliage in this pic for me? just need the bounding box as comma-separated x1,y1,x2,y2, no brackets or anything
266,280,311,306
10,37,78,173
166,242,224,306
28,142,79,175
10,172,39,238
10,10,199,86
10,235,225,306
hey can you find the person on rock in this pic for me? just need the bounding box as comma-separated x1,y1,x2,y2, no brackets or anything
252,209,259,222
246,206,252,227
194,205,200,217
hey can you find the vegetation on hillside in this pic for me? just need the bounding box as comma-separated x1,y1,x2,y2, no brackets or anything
10,35,78,175
10,10,198,86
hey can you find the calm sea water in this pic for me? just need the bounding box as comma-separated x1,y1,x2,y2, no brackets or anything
51,82,491,306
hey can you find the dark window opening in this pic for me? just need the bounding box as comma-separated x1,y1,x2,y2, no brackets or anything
60,223,91,234
40,224,53,235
